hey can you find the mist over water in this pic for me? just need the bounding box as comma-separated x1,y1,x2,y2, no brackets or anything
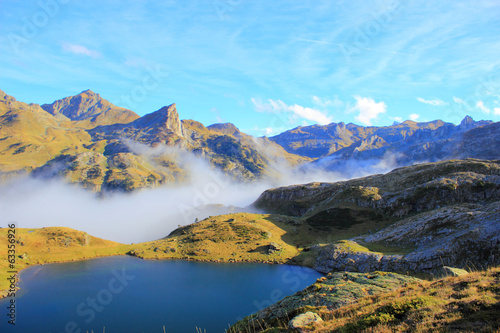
0,151,401,244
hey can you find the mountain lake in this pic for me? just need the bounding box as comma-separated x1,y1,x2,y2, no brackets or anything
0,256,322,333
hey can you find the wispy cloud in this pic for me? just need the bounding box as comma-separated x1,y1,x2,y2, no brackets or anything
311,95,344,108
390,116,403,123
453,96,467,105
251,98,333,125
62,42,101,58
476,101,491,114
351,96,387,126
417,97,448,106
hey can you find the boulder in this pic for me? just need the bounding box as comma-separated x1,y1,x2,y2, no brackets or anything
288,312,323,333
268,242,281,254
435,266,469,278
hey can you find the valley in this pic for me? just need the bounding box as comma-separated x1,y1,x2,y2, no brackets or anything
1,89,499,332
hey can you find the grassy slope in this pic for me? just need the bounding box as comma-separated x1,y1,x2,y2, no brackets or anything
230,267,500,333
128,213,300,263
230,271,421,332
0,227,132,297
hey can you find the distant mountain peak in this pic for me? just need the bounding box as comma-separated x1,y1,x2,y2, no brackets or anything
207,122,241,136
41,90,139,126
460,115,474,125
78,89,100,98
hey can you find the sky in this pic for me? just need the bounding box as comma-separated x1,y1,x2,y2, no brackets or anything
1,0,500,136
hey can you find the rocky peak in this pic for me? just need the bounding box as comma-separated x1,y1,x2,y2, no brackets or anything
41,89,104,120
459,115,474,128
40,90,138,126
457,115,494,132
132,103,184,137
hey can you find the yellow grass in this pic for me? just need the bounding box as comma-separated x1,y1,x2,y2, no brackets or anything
129,213,300,263
0,227,133,297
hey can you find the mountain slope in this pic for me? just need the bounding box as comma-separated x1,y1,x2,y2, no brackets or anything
0,90,93,180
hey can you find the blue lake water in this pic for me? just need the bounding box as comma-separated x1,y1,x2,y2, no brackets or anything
0,256,321,333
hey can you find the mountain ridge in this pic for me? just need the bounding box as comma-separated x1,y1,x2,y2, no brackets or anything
0,88,499,190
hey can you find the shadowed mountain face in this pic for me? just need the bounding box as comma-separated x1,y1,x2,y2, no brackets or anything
270,117,494,159
268,116,498,177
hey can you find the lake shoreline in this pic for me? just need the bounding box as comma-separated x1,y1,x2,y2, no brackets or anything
0,252,313,299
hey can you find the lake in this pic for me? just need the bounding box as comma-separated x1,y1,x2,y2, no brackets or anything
0,256,322,333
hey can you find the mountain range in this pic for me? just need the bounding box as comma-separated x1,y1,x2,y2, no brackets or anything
0,89,498,191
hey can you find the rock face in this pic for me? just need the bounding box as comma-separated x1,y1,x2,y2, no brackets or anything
254,159,500,274
129,103,184,138
435,266,469,277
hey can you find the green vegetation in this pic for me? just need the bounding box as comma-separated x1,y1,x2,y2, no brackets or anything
128,213,300,263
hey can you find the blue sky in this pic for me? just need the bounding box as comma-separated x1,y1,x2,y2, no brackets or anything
1,0,499,136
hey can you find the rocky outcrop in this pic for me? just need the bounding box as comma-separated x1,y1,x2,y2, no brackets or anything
313,202,500,274
254,159,500,217
130,103,184,138
254,159,500,274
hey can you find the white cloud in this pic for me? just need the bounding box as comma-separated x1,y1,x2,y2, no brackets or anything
417,97,448,106
352,96,387,126
494,108,500,116
62,42,101,58
265,127,275,135
311,95,344,108
251,98,333,125
390,116,403,123
476,101,491,114
453,96,467,105
409,113,420,121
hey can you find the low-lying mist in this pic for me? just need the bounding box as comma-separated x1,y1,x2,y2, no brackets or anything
0,149,402,244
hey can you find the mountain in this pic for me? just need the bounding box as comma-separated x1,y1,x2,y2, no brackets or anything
0,90,311,190
41,89,139,127
275,117,498,177
311,119,500,177
270,118,493,159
